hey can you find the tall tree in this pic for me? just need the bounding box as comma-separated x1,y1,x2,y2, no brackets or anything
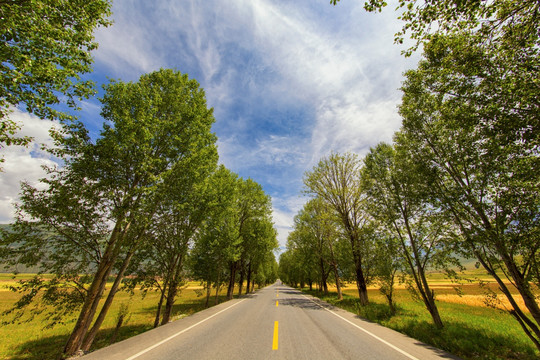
291,198,343,298
286,225,319,290
362,142,459,328
225,178,275,300
0,0,112,164
304,152,374,305
397,32,540,347
371,229,401,315
1,69,218,357
238,216,278,296
189,166,241,307
151,173,214,326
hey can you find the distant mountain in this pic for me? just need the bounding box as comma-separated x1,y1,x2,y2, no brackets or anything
0,224,43,274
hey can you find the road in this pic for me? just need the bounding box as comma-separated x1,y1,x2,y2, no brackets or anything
81,282,460,360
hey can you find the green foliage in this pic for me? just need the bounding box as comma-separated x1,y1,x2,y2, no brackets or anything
188,166,240,289
303,152,376,304
0,0,112,120
0,0,112,166
0,69,219,355
0,117,32,167
280,197,344,294
397,28,539,347
190,167,278,295
333,1,539,59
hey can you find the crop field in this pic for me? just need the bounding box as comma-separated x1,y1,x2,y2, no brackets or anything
305,270,539,360
0,274,237,360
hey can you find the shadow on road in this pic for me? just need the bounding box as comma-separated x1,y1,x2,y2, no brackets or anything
6,324,153,360
278,297,323,310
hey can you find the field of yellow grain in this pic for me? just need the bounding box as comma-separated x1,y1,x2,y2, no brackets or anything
436,293,529,312
323,273,537,314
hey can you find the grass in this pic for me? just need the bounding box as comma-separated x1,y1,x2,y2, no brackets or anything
302,275,539,360
2,272,538,360
0,274,245,360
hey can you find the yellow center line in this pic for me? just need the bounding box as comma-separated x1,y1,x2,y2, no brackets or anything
272,321,279,350
276,300,278,307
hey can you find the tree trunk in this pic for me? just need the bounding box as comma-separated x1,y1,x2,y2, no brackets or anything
238,265,245,296
405,250,443,328
161,257,184,326
329,243,342,300
333,263,342,300
498,244,540,330
215,272,221,305
425,290,443,328
320,258,329,294
81,249,135,351
154,258,177,327
108,311,125,345
153,279,168,328
354,258,369,306
386,293,396,315
246,263,252,294
349,232,369,306
63,223,126,357
161,281,178,325
226,262,236,300
205,281,211,308
475,249,540,350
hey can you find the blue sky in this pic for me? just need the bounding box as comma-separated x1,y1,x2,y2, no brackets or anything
0,0,418,250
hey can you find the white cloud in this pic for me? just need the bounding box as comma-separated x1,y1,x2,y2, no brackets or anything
93,3,166,78
31,0,418,249
0,109,59,223
271,193,308,250
240,0,415,160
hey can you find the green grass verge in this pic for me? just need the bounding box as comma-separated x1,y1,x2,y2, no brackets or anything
302,288,539,360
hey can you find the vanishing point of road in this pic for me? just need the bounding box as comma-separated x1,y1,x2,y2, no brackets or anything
81,282,461,360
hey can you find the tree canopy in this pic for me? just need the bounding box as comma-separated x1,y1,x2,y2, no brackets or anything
0,0,112,165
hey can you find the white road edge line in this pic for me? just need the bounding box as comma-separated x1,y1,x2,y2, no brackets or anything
125,298,248,360
301,294,420,360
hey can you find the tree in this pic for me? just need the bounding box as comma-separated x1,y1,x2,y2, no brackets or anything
304,152,374,305
291,198,344,299
189,166,240,307
1,69,218,357
332,1,540,56
285,225,319,290
0,0,112,164
362,142,459,328
253,253,279,288
371,230,400,315
397,32,540,347
238,215,278,296
118,172,213,331
225,178,275,300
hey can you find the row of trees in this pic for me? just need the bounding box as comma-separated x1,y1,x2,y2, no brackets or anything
281,0,539,350
1,3,278,357
0,69,278,357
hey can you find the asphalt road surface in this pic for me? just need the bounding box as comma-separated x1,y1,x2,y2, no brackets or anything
81,282,461,360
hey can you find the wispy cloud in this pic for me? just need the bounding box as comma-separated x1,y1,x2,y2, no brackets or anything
0,109,59,222
2,1,418,249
